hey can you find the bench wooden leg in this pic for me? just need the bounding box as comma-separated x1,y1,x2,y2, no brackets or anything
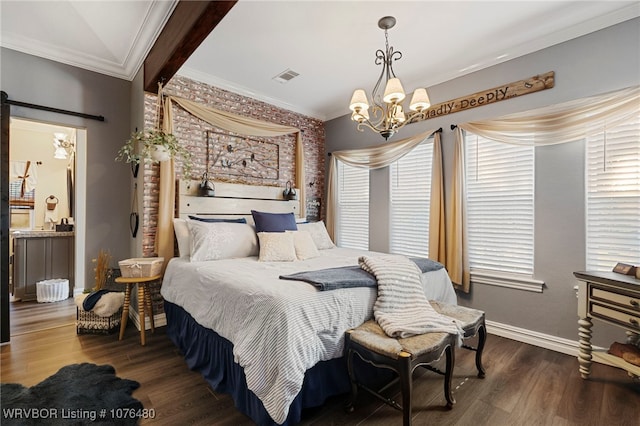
399,353,412,426
444,345,455,408
476,324,487,378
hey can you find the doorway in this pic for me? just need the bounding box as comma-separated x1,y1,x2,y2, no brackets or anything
7,118,86,335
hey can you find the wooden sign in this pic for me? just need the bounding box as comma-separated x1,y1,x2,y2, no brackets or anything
416,71,555,121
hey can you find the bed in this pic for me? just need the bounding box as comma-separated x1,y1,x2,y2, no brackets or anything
161,180,457,425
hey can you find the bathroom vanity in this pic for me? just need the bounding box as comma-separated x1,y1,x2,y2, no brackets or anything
11,231,74,302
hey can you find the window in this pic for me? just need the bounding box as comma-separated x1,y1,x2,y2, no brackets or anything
465,133,535,275
336,161,369,249
586,113,640,271
390,141,432,257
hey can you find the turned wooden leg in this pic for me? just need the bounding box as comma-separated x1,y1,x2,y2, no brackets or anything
144,283,155,333
119,284,131,341
138,283,146,346
578,317,593,379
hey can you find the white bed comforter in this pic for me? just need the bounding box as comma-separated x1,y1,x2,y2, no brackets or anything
161,247,456,424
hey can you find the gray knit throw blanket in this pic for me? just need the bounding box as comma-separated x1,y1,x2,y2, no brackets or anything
359,254,464,344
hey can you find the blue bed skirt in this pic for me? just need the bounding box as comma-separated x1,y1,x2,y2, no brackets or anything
165,301,360,425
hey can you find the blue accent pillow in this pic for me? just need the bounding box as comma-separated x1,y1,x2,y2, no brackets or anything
188,215,247,224
251,210,298,233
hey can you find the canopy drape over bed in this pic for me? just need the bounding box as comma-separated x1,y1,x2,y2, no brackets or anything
155,93,306,266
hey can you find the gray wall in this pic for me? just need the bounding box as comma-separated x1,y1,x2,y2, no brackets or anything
325,18,640,346
2,47,133,290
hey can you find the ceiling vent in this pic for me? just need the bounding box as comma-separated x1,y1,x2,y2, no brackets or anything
273,69,299,84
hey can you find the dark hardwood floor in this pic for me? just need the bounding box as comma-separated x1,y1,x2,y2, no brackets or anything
8,297,77,336
2,300,639,425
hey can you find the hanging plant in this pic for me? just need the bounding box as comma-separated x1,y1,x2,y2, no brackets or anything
116,129,192,176
116,83,192,176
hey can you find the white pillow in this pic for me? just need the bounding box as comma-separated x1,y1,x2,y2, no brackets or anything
188,220,258,262
297,221,335,250
287,230,319,260
257,232,297,262
173,218,191,257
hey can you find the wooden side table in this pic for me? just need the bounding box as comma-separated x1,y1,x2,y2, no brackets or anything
574,271,640,379
115,274,161,345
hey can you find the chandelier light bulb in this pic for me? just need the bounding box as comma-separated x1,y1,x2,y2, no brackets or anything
349,89,370,112
391,104,406,123
409,88,431,112
352,108,370,123
383,78,406,104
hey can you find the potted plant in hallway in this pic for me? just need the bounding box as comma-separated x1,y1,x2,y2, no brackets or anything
116,129,192,175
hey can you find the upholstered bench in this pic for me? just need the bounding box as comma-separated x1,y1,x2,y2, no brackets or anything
430,301,487,378
344,321,456,426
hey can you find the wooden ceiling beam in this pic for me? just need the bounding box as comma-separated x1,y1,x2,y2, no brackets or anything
143,0,237,93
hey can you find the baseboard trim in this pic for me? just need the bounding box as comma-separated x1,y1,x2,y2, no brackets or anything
486,319,601,357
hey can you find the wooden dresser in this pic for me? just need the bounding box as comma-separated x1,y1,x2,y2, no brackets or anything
574,271,640,379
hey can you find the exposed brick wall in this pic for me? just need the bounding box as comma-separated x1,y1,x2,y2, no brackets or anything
141,76,325,256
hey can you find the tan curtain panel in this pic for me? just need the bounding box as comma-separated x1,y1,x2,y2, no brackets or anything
325,129,439,241
459,85,639,145
449,127,470,292
428,132,446,265
155,95,306,264
155,97,176,270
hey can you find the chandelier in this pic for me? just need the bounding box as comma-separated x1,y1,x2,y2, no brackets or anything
349,16,431,140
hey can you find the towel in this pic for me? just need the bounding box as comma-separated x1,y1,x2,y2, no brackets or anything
10,161,38,195
45,210,57,226
75,292,125,317
360,254,464,343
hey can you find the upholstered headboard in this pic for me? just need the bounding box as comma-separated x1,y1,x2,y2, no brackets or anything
176,179,299,221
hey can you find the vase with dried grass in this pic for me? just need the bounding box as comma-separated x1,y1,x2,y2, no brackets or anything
92,249,113,292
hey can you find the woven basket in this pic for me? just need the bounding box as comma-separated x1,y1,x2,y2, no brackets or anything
76,308,122,335
118,257,164,278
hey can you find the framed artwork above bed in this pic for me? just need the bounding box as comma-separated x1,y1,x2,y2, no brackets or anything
206,130,280,180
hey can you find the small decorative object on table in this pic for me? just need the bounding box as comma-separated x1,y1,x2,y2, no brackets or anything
118,257,164,278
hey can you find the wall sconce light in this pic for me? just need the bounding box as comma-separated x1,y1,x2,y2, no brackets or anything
53,132,74,160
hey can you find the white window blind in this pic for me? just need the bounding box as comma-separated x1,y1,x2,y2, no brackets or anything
465,133,535,275
336,161,369,249
586,113,640,271
390,141,432,257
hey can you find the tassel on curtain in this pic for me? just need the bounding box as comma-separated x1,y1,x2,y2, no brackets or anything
155,94,306,265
